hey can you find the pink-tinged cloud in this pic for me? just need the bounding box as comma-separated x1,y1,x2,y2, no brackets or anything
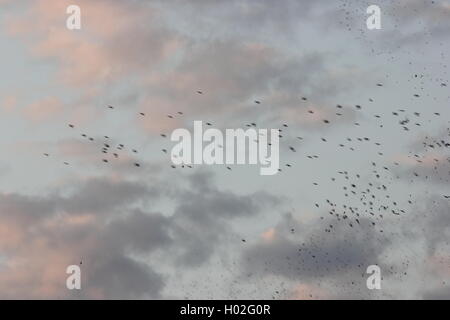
261,228,276,242
1,95,17,113
289,283,329,300
23,96,63,122
8,0,184,87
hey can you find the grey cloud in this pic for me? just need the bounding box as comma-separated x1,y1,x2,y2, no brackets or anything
423,287,450,300
169,170,280,267
396,130,450,185
242,213,386,281
60,178,158,214
0,170,279,298
104,210,173,253
88,255,164,299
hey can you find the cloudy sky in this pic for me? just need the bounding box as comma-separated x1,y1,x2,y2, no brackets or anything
0,0,449,299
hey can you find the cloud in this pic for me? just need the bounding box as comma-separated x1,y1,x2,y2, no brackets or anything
0,170,279,298
423,287,450,300
239,190,450,299
23,97,63,123
8,0,184,87
1,0,449,300
242,213,385,281
395,130,450,185
6,0,367,134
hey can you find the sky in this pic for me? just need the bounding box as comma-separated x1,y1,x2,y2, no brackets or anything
0,0,449,299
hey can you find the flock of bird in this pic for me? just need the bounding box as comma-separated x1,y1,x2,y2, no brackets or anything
40,75,449,298
43,80,449,238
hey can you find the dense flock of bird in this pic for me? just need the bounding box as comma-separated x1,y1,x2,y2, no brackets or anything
41,75,449,298
20,0,449,299
32,0,450,298
43,79,449,235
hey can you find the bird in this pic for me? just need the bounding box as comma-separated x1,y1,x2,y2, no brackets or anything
107,105,114,109
68,124,74,128
254,100,261,104
196,90,203,94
